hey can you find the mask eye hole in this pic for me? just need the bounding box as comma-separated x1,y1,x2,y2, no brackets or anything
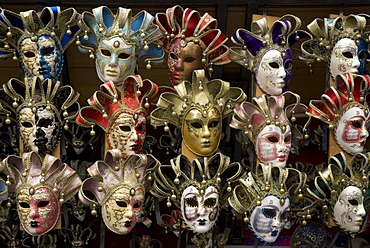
116,201,128,208
169,52,178,60
19,202,30,208
203,198,217,208
37,201,49,208
119,125,131,132
208,121,219,128
41,47,54,56
349,199,359,206
133,202,142,209
267,136,279,143
38,118,53,128
21,121,33,128
100,49,111,57
118,53,130,59
184,56,196,63
190,122,202,129
358,51,366,60
24,51,36,58
136,124,144,132
342,51,353,59
281,211,290,221
262,208,277,218
269,62,279,69
350,119,363,129
284,134,292,143
185,197,198,207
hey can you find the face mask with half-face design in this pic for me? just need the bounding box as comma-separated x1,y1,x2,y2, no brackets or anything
180,185,219,234
102,186,144,235
19,106,61,154
17,186,60,236
108,112,146,158
249,194,290,243
167,38,203,86
19,35,63,80
256,124,292,168
335,106,369,155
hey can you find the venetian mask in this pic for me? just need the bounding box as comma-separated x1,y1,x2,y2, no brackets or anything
256,49,286,95
255,124,292,168
102,186,144,235
96,36,136,84
330,38,360,79
283,49,293,88
333,185,366,233
17,186,60,235
335,106,368,154
249,194,290,243
182,107,222,157
107,111,146,158
180,185,219,234
19,106,61,154
168,38,203,86
19,35,63,80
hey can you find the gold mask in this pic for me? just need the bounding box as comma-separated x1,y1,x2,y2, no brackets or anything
182,107,222,156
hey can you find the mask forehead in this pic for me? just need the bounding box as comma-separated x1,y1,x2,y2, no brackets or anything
17,186,60,235
335,106,368,155
108,111,146,158
256,124,291,168
96,36,136,84
330,38,359,79
249,194,290,243
333,185,366,233
167,38,203,86
256,49,286,95
19,34,63,80
180,185,219,234
182,107,222,157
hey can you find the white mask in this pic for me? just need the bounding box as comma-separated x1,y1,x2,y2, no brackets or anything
330,38,360,79
335,106,368,154
256,49,286,95
333,185,366,233
249,195,290,243
255,124,292,168
180,185,219,233
96,37,136,84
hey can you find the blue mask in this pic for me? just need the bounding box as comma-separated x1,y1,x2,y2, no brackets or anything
357,38,368,75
